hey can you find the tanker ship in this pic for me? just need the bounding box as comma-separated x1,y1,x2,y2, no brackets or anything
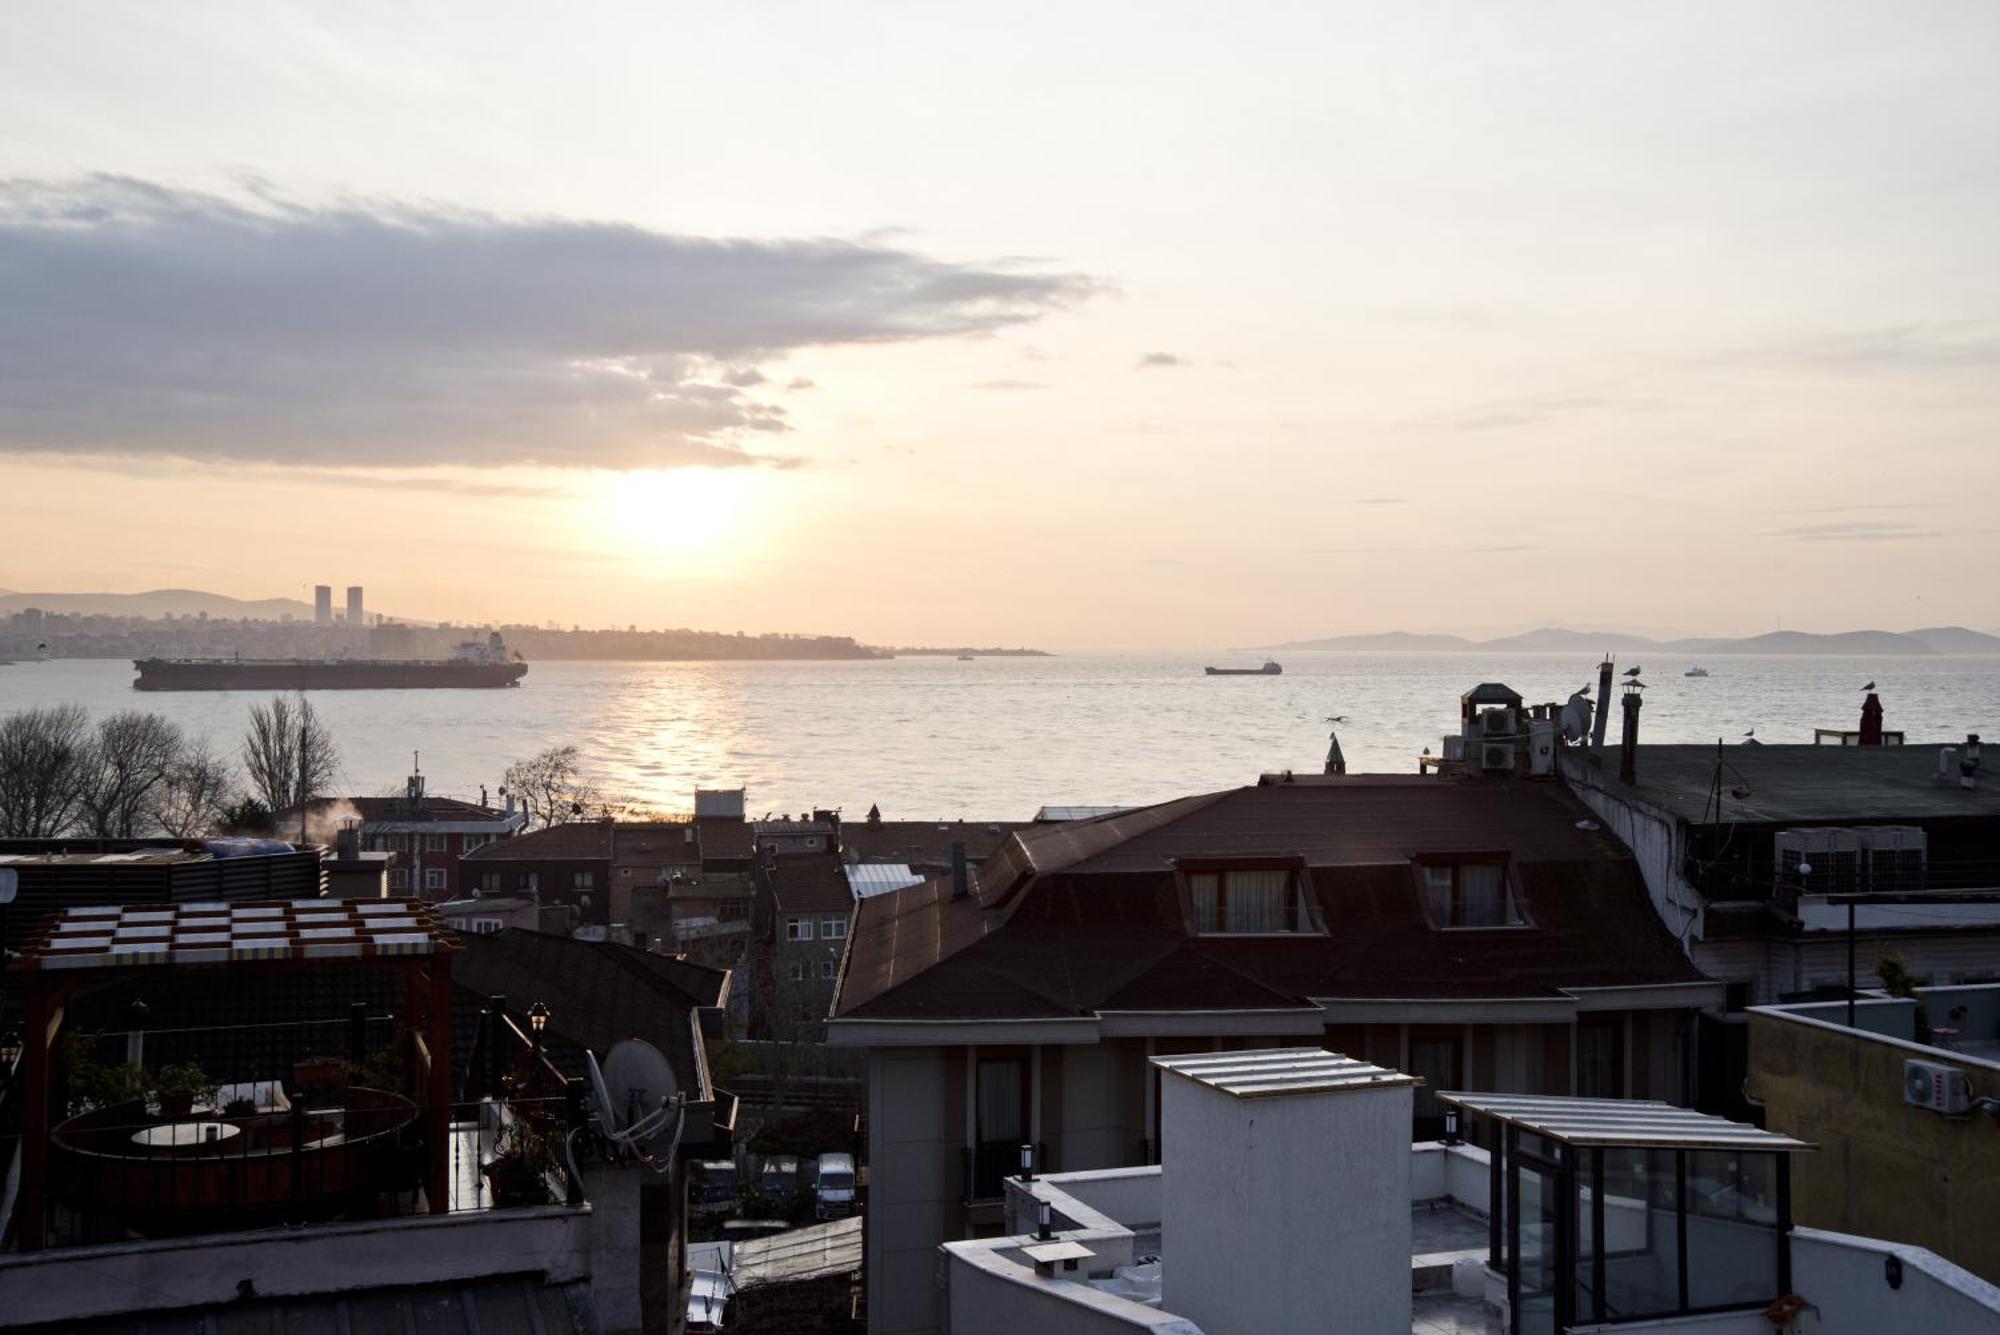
134,632,528,691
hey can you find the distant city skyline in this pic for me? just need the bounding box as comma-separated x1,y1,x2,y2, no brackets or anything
2,2,1997,649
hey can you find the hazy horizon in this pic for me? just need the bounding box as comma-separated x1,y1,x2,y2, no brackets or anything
4,2,1997,649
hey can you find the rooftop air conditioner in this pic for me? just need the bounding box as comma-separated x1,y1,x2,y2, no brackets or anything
1442,736,1467,763
1859,826,1927,894
1480,743,1515,772
1905,1059,1972,1115
1481,709,1515,737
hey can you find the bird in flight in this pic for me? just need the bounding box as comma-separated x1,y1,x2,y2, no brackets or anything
1325,715,1348,724
1863,680,1876,691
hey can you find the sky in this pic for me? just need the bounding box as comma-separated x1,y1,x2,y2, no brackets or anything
1,2,1996,649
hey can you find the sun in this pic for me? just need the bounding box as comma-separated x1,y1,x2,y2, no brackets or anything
597,468,753,565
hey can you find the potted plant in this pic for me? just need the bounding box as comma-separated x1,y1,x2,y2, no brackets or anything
154,1063,216,1119
483,1117,558,1207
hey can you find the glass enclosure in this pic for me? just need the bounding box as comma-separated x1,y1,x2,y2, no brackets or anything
1492,1125,1792,1333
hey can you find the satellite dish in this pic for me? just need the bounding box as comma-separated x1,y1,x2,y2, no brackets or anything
589,1038,684,1155
1560,693,1593,745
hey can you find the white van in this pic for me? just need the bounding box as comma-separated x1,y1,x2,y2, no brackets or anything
814,1152,856,1219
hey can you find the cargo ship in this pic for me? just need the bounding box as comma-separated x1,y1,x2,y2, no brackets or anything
134,633,528,691
1204,660,1283,676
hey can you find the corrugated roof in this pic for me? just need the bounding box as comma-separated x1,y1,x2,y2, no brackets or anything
11,898,450,971
844,863,926,898
1154,1047,1418,1099
1033,806,1133,823
732,1216,864,1286
1437,1092,1816,1150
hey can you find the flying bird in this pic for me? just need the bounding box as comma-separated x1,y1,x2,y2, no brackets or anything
1325,715,1349,724
1863,680,1876,691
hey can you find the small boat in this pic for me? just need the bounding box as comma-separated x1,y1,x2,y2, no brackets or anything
956,654,975,661
1684,666,1710,678
1205,660,1283,676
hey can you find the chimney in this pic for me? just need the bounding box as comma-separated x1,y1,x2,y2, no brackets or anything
1619,687,1643,785
1859,692,1884,746
1964,733,1984,790
950,841,970,900
1324,729,1346,776
334,822,359,861
1592,657,1616,750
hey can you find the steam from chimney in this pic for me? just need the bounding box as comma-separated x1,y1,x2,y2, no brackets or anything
305,798,362,847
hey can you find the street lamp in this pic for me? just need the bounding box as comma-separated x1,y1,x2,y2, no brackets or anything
1019,1142,1035,1183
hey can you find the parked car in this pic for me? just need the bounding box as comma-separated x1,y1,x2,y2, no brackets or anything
812,1152,856,1219
754,1154,801,1204
689,1159,740,1218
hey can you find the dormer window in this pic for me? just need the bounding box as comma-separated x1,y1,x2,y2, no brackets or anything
1418,858,1526,928
1188,867,1314,934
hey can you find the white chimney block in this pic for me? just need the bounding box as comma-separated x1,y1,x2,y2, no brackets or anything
1154,1048,1416,1335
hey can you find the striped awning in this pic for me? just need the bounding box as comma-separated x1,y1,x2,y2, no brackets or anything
1437,1092,1815,1151
9,897,455,971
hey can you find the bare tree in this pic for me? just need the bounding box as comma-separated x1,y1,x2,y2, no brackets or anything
79,711,186,837
242,694,341,816
501,745,601,829
0,704,93,837
152,739,238,838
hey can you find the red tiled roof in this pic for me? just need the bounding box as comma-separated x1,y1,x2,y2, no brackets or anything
835,779,1702,1021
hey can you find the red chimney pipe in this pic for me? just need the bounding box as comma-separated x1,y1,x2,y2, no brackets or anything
1859,693,1884,746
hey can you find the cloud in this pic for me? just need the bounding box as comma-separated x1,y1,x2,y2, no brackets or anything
1770,521,1941,542
0,176,1094,470
1135,351,1188,369
785,377,818,391
1774,324,2000,372
1444,394,1664,432
968,378,1046,391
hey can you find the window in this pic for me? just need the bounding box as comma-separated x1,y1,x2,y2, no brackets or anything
786,916,815,941
424,867,446,891
388,868,410,890
367,833,387,852
787,960,805,982
468,916,505,934
480,872,502,894
820,915,847,940
820,957,837,979
1189,868,1307,933
425,832,448,852
462,835,487,854
522,872,540,894
574,870,595,890
1419,860,1525,927
387,833,409,853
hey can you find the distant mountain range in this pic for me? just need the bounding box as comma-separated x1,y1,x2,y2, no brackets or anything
1259,626,2000,656
0,588,323,620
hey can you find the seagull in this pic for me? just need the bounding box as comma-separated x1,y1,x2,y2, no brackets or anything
1863,680,1876,691
1577,684,1591,696
1742,728,1755,739
1325,715,1348,724
1623,665,1643,678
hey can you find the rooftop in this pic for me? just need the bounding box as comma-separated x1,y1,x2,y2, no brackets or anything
9,898,451,971
767,853,860,914
1563,743,2000,824
837,818,1029,867
843,862,926,899
731,1215,863,1287
1155,1048,1420,1100
835,780,1702,1024
1436,1091,1816,1150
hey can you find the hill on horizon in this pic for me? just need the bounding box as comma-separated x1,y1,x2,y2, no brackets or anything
0,587,323,620
1260,625,2000,656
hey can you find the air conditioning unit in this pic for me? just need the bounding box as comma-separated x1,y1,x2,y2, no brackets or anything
1480,743,1516,772
1442,736,1467,763
1859,826,1927,893
1905,1059,1972,1115
1481,708,1516,737
1775,828,1863,895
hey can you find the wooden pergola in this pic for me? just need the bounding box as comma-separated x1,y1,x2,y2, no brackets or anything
7,897,459,1250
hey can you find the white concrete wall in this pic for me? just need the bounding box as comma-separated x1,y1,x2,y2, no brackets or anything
1792,1226,2000,1334
1564,772,1701,951
867,1046,954,1335
0,1206,592,1326
1160,1077,1411,1335
945,1240,1201,1335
